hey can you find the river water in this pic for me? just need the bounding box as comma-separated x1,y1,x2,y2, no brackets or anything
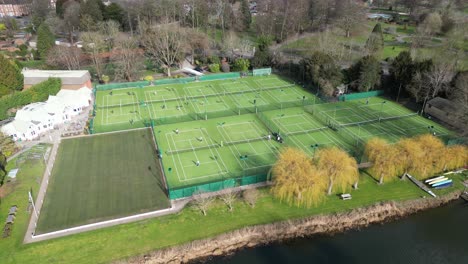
205,200,468,264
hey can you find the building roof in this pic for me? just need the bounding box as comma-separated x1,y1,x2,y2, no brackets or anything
22,70,91,85
1,87,91,136
7,168,19,179
427,97,459,113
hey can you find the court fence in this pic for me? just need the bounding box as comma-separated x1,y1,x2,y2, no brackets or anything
338,90,384,101
199,72,240,81
167,174,268,199
96,81,150,91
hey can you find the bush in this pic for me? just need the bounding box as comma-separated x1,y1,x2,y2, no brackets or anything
208,56,220,64
0,78,61,120
208,63,220,73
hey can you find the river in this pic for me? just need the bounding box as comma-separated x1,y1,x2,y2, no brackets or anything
204,200,468,264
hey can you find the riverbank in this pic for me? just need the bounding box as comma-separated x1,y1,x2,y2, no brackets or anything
125,191,462,264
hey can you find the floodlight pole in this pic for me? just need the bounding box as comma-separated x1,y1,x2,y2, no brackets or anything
311,144,319,158
379,101,386,121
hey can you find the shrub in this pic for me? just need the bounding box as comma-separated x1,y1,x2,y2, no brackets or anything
208,63,220,73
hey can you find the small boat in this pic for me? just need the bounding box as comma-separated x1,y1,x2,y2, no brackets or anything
428,177,448,185
434,182,453,189
425,176,445,183
432,179,453,187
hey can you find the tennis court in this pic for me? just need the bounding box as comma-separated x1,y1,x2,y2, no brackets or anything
93,75,315,133
188,94,231,113
144,86,180,103
155,114,281,188
228,91,270,109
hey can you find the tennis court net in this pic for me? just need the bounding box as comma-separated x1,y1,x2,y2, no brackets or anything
284,126,328,136
339,112,418,128
97,101,139,109
259,84,295,91
224,136,265,146
165,143,219,155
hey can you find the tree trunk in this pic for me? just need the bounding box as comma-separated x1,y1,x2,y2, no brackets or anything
346,29,350,38
353,181,358,189
327,178,333,195
379,173,384,184
167,66,171,77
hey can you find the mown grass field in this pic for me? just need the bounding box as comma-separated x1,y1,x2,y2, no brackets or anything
35,129,170,234
0,144,466,263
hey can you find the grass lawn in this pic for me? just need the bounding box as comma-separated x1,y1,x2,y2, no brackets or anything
35,129,170,234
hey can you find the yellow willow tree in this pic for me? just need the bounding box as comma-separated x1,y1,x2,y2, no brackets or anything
365,138,400,184
396,138,425,178
414,134,445,178
315,147,359,195
442,145,468,171
271,148,327,207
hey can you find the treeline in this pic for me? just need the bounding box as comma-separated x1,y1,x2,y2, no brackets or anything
271,134,468,207
366,135,468,183
0,78,62,120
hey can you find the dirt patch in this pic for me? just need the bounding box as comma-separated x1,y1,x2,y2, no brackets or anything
120,191,461,264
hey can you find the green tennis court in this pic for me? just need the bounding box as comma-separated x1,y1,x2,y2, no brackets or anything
93,75,314,133
154,114,281,189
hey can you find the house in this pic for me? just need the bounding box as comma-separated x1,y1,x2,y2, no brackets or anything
425,97,467,132
1,88,92,141
0,0,56,17
0,0,31,18
22,70,92,90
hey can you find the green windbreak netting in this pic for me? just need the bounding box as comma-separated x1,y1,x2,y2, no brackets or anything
338,90,384,101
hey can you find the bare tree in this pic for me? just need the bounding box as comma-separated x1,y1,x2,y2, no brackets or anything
80,32,106,80
408,62,454,111
63,1,81,44
243,188,259,208
111,37,145,81
99,20,121,50
140,23,186,77
333,0,366,38
220,189,237,212
192,191,214,216
46,46,83,70
424,62,455,99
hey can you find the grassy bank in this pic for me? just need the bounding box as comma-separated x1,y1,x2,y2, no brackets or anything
0,143,466,264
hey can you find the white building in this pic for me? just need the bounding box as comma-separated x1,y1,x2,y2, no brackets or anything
1,88,92,141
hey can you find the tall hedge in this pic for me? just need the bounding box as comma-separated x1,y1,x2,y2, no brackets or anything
0,55,23,95
0,78,62,120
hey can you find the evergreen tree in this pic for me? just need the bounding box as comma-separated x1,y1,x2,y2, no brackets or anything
80,0,103,26
103,3,124,25
300,51,343,96
390,51,414,97
0,55,23,95
365,23,384,54
348,55,381,92
55,0,69,18
240,0,252,30
37,23,55,59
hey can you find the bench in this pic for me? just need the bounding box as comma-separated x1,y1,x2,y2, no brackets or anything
340,193,352,200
